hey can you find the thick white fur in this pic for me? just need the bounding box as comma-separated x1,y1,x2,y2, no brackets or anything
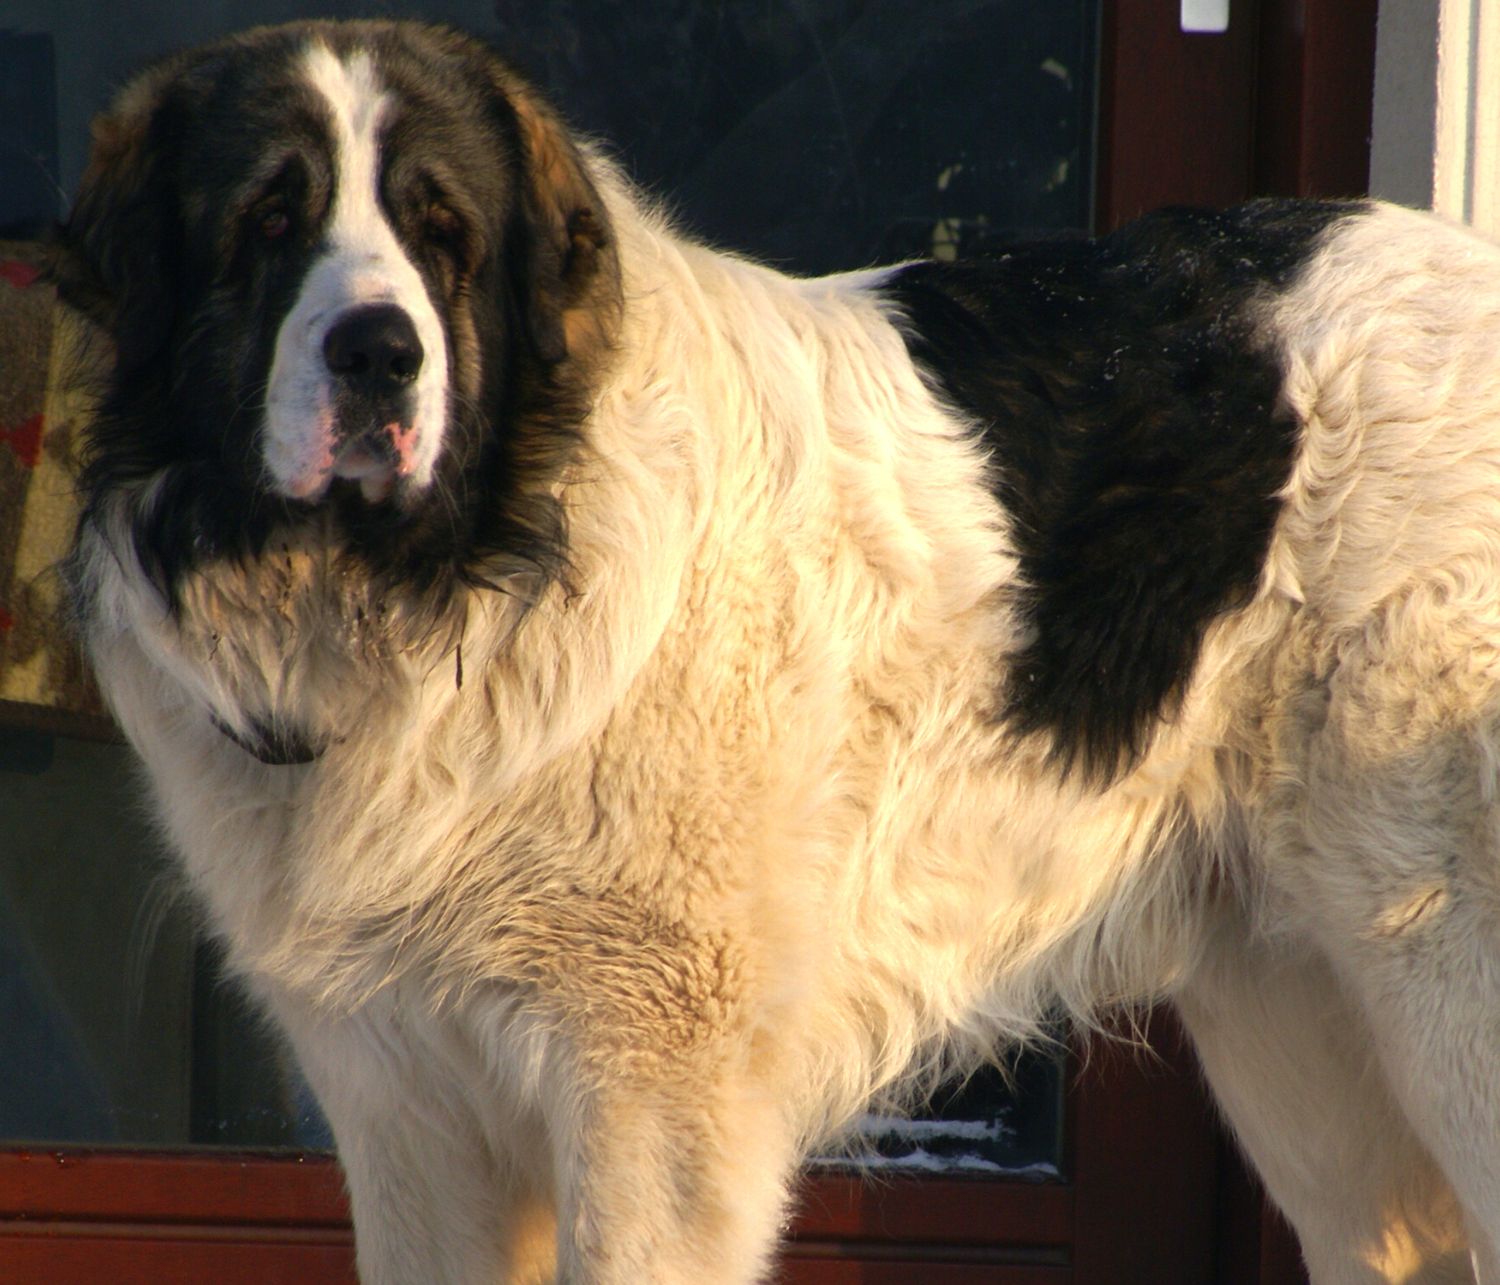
264,47,449,502
70,43,1500,1284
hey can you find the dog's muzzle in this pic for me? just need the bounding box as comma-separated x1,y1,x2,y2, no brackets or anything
322,303,424,503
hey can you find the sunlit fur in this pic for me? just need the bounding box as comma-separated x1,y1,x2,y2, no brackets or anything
61,21,1500,1285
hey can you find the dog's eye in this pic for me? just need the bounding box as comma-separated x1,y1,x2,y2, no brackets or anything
422,203,464,250
252,197,292,241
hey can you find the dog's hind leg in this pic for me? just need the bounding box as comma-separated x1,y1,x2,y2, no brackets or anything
1247,661,1500,1283
1177,896,1473,1284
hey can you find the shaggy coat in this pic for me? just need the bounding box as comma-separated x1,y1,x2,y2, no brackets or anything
58,18,1500,1285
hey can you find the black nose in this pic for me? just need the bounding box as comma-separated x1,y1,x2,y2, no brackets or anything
323,304,423,396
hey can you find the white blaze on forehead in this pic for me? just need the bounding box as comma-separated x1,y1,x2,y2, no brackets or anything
262,42,450,502
310,45,384,187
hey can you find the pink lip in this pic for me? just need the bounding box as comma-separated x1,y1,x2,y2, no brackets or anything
389,421,419,475
286,446,337,500
280,406,339,500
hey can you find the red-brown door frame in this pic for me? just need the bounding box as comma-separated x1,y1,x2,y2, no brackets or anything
1092,2,1378,1282
0,1020,1272,1284
1097,0,1377,231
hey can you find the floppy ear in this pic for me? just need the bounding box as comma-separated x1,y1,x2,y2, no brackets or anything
52,66,181,368
502,83,623,371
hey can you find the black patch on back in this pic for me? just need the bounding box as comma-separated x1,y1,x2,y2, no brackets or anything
882,200,1359,782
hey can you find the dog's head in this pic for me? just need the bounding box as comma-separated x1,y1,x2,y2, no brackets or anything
59,20,620,599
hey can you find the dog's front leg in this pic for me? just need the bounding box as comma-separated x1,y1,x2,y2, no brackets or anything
537,1033,800,1285
276,994,556,1285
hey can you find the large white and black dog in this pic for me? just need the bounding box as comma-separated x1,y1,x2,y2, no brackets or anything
56,17,1500,1284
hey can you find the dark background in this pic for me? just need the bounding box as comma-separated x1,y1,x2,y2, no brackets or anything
2,0,1095,267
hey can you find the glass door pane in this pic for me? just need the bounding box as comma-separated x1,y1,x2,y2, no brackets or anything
0,728,328,1148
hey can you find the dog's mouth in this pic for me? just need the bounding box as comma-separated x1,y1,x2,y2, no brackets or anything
281,411,424,507
330,420,417,504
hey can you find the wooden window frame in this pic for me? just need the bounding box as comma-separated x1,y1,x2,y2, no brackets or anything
0,1016,1269,1283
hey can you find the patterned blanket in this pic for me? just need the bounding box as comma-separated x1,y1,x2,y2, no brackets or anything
0,242,108,733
